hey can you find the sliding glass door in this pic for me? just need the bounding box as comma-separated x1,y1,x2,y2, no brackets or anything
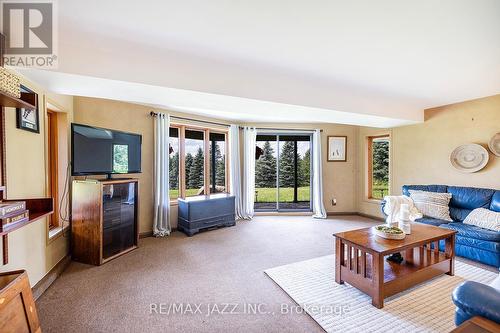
254,133,312,211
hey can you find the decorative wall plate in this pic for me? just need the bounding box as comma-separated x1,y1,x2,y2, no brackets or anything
488,132,500,157
450,144,489,173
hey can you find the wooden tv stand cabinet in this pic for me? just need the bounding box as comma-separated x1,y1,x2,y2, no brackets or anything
71,178,139,265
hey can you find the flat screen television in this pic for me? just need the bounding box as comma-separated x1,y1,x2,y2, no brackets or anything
71,123,142,177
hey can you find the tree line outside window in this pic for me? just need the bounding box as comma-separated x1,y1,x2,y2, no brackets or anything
169,126,228,200
368,135,390,200
255,140,310,189
254,135,311,207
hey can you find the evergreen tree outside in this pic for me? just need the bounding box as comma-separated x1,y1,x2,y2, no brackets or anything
299,149,310,187
255,141,276,188
169,151,179,189
185,153,194,187
216,155,225,187
279,141,295,188
372,141,389,183
372,139,389,198
188,147,205,189
254,138,312,207
209,143,226,191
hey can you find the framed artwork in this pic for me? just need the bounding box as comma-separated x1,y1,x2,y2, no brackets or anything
327,136,347,162
16,86,39,133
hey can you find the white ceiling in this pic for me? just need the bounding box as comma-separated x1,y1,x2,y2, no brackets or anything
15,0,500,127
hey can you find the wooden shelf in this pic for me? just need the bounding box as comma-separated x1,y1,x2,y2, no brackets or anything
1,198,53,264
0,198,53,236
358,248,448,283
0,91,36,110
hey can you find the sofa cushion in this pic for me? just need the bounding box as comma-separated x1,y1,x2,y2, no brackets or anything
402,184,447,196
415,217,450,227
491,191,500,213
453,242,500,267
448,186,496,209
447,186,496,222
449,207,473,223
409,190,453,221
439,222,500,242
490,274,500,291
454,235,500,253
464,208,500,232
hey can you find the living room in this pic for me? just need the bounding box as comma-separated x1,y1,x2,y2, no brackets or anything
0,1,499,333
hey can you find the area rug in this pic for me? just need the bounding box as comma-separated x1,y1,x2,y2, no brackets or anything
264,255,497,333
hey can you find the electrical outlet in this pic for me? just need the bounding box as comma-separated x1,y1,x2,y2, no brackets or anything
331,198,337,206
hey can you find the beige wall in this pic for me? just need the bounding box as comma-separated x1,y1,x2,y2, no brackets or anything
0,73,73,287
357,94,500,218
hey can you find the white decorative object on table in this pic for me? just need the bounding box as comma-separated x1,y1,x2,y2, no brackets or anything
383,195,422,226
398,204,412,234
374,225,406,240
450,143,489,173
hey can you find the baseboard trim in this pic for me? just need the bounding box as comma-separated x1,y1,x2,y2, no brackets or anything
139,231,153,238
32,255,71,301
254,211,313,216
326,212,358,216
357,212,385,222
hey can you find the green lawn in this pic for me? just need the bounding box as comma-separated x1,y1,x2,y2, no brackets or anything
372,181,389,199
169,188,200,199
169,186,311,202
255,186,310,203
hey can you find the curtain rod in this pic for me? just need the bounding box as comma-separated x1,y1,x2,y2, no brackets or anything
149,112,323,132
149,111,230,127
240,126,323,132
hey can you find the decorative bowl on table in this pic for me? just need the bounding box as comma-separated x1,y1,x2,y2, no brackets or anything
374,225,406,240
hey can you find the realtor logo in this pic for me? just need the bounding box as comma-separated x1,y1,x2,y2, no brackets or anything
1,0,58,67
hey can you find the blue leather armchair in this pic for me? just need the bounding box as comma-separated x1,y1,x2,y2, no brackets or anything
452,275,500,326
381,185,500,267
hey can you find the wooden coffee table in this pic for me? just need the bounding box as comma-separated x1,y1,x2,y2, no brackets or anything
333,222,456,308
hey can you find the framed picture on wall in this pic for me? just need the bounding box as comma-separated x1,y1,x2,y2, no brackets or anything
16,85,39,133
327,136,347,162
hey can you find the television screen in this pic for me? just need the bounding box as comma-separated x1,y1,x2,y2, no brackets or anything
72,123,142,176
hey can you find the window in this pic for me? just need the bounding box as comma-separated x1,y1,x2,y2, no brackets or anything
169,127,180,199
47,110,59,229
209,132,226,193
185,129,205,197
168,126,228,201
47,110,69,231
254,134,312,211
367,135,390,200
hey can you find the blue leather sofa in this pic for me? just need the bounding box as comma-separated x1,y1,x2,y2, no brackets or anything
452,274,500,326
382,185,500,267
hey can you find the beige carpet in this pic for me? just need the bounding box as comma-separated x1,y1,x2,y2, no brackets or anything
265,255,497,333
36,215,379,332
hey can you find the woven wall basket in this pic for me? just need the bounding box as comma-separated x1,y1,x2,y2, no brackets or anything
450,143,489,173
